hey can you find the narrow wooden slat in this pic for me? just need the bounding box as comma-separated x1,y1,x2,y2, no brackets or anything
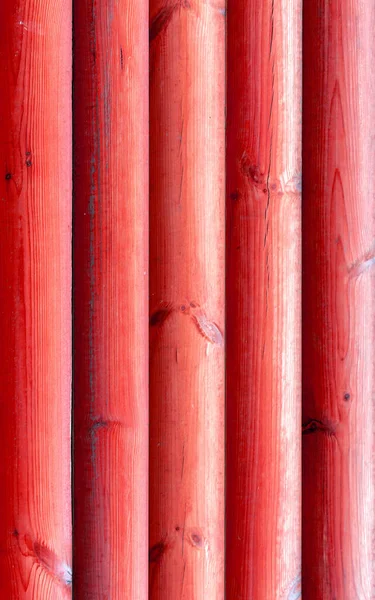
226,1,302,597
303,1,375,597
0,0,72,597
149,1,225,597
73,1,149,597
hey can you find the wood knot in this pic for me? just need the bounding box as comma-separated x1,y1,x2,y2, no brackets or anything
149,541,167,563
230,190,240,201
240,153,265,188
189,531,204,548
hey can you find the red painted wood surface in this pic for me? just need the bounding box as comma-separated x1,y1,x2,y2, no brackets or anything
73,1,149,597
226,1,302,598
303,1,375,597
149,1,225,598
0,1,72,597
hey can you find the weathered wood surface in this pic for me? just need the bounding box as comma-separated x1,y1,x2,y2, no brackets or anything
73,0,149,597
149,1,226,598
303,1,375,598
226,0,302,597
0,0,72,597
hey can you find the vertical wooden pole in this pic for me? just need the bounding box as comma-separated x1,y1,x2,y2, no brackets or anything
73,1,149,597
226,1,302,597
149,1,225,598
0,1,72,597
303,1,375,597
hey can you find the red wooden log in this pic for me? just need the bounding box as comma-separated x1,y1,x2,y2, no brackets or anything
73,1,149,597
149,1,225,598
303,1,375,597
0,1,72,597
226,1,302,598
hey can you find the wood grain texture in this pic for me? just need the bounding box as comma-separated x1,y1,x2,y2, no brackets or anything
226,1,302,598
0,1,72,597
73,1,149,597
303,1,375,598
149,1,225,598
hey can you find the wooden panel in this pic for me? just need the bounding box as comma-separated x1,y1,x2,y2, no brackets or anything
149,1,225,598
226,0,302,597
303,0,375,597
0,0,72,597
73,0,149,597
